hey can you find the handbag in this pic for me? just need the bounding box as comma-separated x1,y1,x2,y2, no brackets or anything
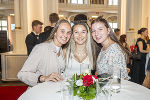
143,72,150,88
131,45,141,60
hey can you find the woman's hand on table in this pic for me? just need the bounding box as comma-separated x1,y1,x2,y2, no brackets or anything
40,72,63,82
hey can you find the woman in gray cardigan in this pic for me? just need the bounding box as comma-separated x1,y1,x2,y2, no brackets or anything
17,19,72,87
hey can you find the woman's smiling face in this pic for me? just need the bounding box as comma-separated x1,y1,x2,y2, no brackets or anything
91,22,110,44
73,25,88,45
54,22,72,47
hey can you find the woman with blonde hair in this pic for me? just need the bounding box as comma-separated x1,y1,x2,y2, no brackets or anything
65,21,94,75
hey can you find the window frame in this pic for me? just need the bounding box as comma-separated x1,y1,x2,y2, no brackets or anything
108,0,118,5
108,22,118,31
0,20,8,31
71,0,83,4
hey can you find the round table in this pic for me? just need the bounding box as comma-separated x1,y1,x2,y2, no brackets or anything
18,80,150,100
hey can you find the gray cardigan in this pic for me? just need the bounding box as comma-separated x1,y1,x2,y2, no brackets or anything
17,41,65,86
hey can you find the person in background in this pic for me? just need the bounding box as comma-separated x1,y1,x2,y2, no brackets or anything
119,34,130,52
131,28,150,85
25,20,43,56
41,13,59,42
114,28,120,39
18,19,72,87
44,26,51,32
8,39,13,51
143,40,150,88
74,14,88,23
91,16,128,79
119,34,131,74
65,22,94,75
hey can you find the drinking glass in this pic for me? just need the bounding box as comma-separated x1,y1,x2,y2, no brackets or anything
96,78,111,100
61,80,74,100
96,70,113,100
111,67,121,93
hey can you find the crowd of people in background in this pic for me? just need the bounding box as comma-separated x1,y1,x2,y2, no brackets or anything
17,13,150,89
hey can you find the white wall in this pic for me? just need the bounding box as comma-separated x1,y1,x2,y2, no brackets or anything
27,0,44,33
142,0,150,32
43,0,58,27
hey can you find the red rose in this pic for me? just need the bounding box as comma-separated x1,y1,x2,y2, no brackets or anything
92,75,98,79
83,75,93,87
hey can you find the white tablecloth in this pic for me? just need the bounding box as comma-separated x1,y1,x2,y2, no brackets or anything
18,80,150,100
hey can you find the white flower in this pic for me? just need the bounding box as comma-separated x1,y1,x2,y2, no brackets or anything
76,79,83,86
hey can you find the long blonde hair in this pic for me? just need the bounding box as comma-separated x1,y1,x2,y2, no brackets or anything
65,22,94,70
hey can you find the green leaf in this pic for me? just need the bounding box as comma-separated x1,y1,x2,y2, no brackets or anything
74,87,77,96
75,86,96,100
78,86,86,93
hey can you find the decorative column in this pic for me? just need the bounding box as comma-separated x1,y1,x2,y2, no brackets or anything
141,0,150,32
14,0,21,29
118,0,126,35
119,0,143,46
13,0,22,53
104,0,108,6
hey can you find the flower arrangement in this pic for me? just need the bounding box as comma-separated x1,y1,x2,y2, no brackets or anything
72,73,98,100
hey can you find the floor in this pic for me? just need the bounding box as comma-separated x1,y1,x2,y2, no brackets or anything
0,72,27,87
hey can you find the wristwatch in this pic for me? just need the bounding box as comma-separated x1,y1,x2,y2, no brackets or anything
38,75,44,83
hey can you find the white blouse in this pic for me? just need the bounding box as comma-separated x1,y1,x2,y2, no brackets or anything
65,53,90,76
97,43,128,79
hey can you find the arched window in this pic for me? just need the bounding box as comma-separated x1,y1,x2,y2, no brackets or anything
71,0,83,4
107,16,118,31
108,0,118,5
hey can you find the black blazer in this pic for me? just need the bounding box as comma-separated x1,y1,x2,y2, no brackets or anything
40,26,54,42
25,32,42,55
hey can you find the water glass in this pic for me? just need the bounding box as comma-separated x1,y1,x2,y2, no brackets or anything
111,67,121,93
96,78,111,100
61,81,74,100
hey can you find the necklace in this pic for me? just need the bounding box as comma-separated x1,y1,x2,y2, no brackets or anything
74,48,87,57
74,49,87,63
74,52,87,57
